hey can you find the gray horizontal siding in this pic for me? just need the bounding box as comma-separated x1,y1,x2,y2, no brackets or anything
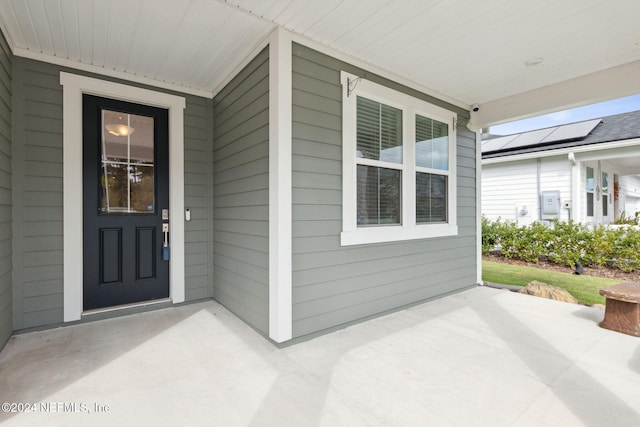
11,57,63,330
291,43,477,339
0,28,11,349
212,47,269,335
11,56,212,330
184,96,214,302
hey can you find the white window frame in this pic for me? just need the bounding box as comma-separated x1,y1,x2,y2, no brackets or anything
341,71,458,246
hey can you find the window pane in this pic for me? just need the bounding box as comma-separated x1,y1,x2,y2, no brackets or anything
416,115,448,170
101,163,129,212
416,172,447,223
101,109,155,214
603,195,608,216
586,192,594,216
130,165,155,212
356,96,402,163
586,167,594,191
602,172,608,194
357,165,401,225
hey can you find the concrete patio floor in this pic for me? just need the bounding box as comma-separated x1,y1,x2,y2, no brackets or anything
1,286,639,427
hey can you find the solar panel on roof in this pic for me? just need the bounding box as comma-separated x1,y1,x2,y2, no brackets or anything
481,134,519,153
540,119,601,143
501,128,556,150
482,117,604,154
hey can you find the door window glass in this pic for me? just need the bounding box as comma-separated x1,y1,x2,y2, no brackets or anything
101,110,155,214
602,172,608,216
586,167,594,217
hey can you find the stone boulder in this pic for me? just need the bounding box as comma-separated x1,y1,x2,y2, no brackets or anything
518,281,578,304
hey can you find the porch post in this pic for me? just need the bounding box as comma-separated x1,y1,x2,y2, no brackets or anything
268,28,293,342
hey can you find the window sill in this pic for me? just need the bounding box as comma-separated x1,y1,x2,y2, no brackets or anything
340,224,458,246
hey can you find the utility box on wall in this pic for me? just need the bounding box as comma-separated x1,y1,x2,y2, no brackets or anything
541,190,561,220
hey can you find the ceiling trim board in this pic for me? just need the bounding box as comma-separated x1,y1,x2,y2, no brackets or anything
285,30,469,111
13,47,213,99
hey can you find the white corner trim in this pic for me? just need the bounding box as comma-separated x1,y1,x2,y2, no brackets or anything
60,72,186,322
268,28,293,343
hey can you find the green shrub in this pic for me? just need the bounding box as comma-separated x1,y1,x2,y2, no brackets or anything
481,216,499,254
547,220,591,267
482,218,640,272
611,226,640,272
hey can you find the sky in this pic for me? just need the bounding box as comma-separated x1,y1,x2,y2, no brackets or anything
490,93,640,135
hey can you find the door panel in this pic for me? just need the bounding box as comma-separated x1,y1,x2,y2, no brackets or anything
100,228,122,284
83,95,169,310
136,227,156,280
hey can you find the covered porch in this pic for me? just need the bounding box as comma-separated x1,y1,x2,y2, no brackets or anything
1,286,639,426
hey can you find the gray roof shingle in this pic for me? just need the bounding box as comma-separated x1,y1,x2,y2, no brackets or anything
482,109,640,159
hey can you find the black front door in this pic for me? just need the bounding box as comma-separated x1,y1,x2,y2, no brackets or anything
83,95,169,310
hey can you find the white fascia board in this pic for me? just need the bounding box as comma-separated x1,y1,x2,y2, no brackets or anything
482,138,640,165
474,60,640,130
268,27,293,343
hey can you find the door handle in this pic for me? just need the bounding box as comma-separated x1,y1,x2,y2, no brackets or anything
162,223,170,261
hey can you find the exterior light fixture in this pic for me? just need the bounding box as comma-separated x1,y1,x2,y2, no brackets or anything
105,123,135,137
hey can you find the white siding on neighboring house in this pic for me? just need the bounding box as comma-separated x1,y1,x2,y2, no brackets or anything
482,156,572,225
482,160,538,225
619,175,640,217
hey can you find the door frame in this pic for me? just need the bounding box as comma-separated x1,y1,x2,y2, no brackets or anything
61,72,186,322
584,162,597,224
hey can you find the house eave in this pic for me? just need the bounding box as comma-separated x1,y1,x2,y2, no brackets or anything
473,60,640,130
482,137,640,165
14,47,214,99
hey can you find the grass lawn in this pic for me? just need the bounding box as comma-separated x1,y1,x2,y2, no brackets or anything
482,260,619,306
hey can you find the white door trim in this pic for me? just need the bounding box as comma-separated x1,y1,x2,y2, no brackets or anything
60,72,186,322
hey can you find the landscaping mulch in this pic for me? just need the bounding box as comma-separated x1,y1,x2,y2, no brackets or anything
483,254,640,283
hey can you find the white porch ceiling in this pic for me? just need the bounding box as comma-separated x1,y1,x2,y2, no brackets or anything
1,0,639,126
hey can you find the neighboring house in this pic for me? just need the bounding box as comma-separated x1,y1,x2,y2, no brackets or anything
482,111,640,226
0,1,638,351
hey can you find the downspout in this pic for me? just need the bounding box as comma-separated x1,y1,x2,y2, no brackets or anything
568,152,576,220
537,158,542,221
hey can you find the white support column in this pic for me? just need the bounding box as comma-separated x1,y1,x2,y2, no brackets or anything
268,28,293,343
475,128,483,285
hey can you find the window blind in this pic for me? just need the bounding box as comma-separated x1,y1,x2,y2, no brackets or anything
416,172,447,223
356,96,402,163
357,166,401,225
